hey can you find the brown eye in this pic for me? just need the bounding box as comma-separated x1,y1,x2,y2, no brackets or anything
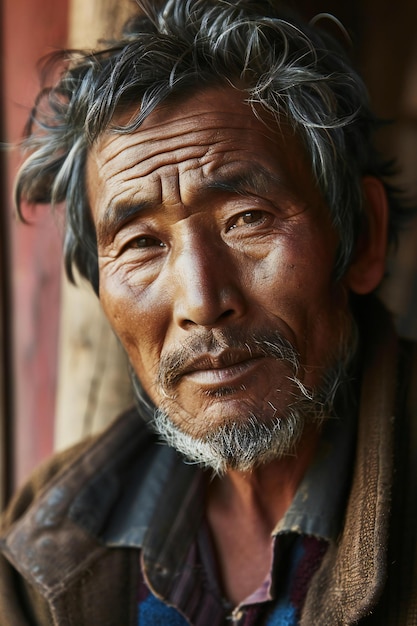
228,210,267,230
130,237,165,249
241,211,264,224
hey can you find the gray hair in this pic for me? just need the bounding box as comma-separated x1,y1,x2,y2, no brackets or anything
15,0,406,293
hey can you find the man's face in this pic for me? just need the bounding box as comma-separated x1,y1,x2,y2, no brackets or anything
87,87,352,467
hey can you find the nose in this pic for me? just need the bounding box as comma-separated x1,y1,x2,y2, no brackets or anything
171,233,246,330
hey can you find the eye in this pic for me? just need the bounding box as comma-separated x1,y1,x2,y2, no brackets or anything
228,210,268,230
127,236,165,249
135,237,164,248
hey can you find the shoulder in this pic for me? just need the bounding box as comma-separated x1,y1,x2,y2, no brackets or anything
1,437,93,531
0,407,158,625
0,405,156,534
0,406,162,608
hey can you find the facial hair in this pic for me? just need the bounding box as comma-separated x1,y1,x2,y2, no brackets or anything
131,321,357,475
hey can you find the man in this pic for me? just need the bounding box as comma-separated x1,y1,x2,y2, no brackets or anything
1,1,416,624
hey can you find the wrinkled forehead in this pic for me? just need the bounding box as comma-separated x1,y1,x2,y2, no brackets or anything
85,85,319,219
88,84,307,163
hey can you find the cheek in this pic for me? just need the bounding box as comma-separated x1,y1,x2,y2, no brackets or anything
99,271,166,375
247,243,313,314
100,282,137,346
254,239,348,354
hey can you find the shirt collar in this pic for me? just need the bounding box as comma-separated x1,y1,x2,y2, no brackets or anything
103,397,356,551
274,405,357,540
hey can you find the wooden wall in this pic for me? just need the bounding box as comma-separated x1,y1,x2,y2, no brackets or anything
2,0,68,492
54,0,136,452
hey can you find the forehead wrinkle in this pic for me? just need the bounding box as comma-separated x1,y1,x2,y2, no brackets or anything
96,161,289,248
115,147,210,182
197,158,298,203
94,110,264,171
94,154,308,249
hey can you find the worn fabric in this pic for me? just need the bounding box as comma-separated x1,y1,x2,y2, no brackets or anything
100,389,356,626
136,534,328,626
0,298,416,625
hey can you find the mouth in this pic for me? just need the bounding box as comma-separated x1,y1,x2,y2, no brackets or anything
157,330,300,396
179,351,266,388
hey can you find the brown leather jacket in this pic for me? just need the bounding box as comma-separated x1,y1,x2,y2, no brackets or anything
0,301,416,625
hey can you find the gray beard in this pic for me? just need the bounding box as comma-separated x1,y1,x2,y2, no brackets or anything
152,363,350,475
131,323,357,475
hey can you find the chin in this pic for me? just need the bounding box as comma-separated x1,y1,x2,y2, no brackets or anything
151,400,308,475
149,353,353,474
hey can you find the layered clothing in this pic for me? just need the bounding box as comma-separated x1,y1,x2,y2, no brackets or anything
0,301,416,625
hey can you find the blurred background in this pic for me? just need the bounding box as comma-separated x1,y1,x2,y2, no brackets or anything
1,0,417,507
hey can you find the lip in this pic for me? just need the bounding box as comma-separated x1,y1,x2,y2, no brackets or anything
181,351,265,387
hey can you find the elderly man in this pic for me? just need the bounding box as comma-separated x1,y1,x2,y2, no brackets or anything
1,1,416,624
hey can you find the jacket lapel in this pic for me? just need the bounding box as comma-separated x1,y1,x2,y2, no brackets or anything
301,300,398,625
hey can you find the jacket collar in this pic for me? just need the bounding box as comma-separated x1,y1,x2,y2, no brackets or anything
301,297,398,624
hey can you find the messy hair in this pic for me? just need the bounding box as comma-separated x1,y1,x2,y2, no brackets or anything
15,0,405,293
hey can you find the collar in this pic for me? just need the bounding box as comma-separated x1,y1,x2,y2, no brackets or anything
102,410,356,553
301,297,398,623
274,403,357,541
103,387,357,552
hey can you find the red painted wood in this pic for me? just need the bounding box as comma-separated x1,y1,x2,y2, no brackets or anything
3,0,68,489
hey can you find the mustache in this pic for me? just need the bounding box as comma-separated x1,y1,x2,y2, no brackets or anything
157,328,300,392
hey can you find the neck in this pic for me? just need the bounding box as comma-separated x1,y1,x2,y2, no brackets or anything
205,423,322,605
208,422,321,529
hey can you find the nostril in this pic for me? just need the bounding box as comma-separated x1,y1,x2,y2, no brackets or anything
182,318,197,328
220,309,235,320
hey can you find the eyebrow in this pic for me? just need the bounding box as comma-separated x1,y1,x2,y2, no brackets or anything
205,165,283,197
96,164,287,245
97,199,154,246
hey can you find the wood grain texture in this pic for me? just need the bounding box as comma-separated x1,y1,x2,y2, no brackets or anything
54,0,136,451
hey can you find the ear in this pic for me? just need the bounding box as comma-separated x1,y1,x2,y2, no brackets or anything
344,177,388,294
